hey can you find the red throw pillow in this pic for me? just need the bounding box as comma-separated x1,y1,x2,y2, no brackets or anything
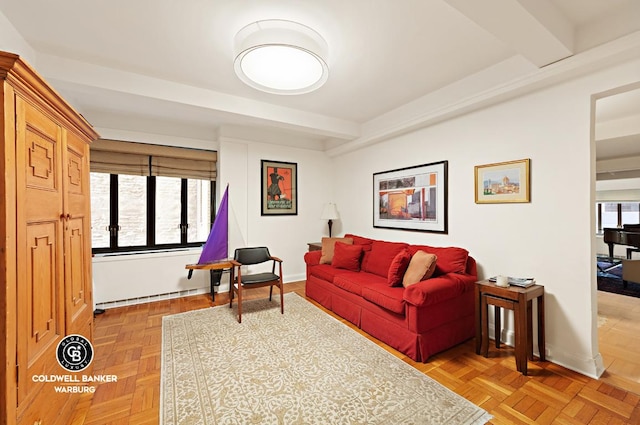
332,242,363,271
387,248,411,286
319,237,353,264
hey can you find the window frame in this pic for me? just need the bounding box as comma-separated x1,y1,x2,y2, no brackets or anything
92,173,216,254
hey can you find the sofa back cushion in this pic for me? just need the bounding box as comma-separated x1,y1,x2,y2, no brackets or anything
408,245,469,275
361,240,409,278
319,237,353,264
402,251,437,287
344,234,375,248
332,242,363,271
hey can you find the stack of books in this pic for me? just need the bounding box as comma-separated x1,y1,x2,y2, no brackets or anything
488,276,536,287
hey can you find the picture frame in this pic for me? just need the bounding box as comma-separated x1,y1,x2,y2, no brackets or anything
474,158,530,204
373,160,448,233
261,160,298,215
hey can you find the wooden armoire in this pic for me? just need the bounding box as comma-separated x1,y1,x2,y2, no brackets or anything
0,52,99,425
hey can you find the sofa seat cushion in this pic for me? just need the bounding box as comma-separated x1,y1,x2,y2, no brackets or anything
408,245,469,275
334,272,386,297
361,240,409,278
361,282,406,315
308,264,352,283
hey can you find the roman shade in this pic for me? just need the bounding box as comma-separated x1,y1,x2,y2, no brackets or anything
90,139,217,180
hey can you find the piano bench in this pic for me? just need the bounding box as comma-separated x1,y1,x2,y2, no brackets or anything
627,248,640,260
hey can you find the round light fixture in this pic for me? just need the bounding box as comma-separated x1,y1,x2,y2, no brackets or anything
234,20,329,95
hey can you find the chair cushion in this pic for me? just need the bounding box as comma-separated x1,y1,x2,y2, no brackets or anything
234,247,271,265
239,272,280,285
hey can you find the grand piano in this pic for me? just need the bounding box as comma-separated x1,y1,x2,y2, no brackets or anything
603,224,640,259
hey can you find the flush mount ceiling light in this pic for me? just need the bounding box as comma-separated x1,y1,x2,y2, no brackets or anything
233,19,329,95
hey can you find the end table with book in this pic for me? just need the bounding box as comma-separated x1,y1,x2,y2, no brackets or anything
475,278,545,375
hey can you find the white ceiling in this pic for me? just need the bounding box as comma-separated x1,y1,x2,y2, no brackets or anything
0,0,638,155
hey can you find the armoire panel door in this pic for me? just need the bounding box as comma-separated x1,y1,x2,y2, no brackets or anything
15,97,65,407
64,131,92,331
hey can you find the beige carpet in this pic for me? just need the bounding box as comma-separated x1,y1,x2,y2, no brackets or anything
161,292,492,425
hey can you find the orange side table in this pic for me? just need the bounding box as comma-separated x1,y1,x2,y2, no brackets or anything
475,280,545,375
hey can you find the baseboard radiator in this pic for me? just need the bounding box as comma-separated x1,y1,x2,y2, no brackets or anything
92,249,226,309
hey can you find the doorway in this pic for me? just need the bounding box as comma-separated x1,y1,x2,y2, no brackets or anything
593,82,640,394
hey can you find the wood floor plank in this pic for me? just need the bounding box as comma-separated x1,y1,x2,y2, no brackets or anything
68,282,640,424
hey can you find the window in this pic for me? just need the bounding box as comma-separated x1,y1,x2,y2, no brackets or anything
91,173,214,253
155,176,181,245
89,140,217,253
119,174,148,247
90,173,110,249
596,202,640,233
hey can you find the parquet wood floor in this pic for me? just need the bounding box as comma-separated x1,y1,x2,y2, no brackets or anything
69,283,640,424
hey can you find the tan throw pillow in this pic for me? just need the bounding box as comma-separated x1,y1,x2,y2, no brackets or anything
319,237,353,264
402,251,437,287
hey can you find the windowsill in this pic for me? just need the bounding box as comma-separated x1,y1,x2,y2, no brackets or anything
92,247,202,262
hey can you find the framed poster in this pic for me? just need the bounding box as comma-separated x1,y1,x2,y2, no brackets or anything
474,159,530,203
261,160,298,215
373,160,448,233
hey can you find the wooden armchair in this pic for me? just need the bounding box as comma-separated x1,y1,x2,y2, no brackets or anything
229,247,284,323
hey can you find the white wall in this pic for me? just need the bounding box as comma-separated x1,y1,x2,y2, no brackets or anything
0,10,36,63
219,137,334,283
331,58,640,378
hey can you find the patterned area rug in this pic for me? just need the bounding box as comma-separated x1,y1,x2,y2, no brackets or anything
161,293,492,425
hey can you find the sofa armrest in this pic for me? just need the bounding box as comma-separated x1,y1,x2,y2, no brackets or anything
304,250,322,266
403,273,476,307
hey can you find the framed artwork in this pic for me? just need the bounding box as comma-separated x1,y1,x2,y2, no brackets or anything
261,160,298,215
373,160,448,233
474,158,530,204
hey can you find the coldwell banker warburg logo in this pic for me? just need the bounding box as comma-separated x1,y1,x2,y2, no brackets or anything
56,334,93,372
33,334,118,394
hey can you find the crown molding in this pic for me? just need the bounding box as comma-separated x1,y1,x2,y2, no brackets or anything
327,31,640,158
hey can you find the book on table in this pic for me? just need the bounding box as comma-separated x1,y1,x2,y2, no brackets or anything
488,276,536,287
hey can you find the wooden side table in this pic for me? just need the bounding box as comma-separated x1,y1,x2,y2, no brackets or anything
475,280,545,375
307,242,322,252
185,260,235,301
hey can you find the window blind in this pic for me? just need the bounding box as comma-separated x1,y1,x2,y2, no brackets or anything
90,139,217,180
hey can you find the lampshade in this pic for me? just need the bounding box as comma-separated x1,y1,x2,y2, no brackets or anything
321,203,339,220
233,19,329,95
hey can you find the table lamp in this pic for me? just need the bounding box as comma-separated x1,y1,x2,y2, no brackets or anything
321,203,339,237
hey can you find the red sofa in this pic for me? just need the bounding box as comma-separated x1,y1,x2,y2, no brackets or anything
304,234,477,362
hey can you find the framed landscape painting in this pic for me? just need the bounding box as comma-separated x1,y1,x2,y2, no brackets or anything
261,160,298,215
373,160,448,233
474,158,530,204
